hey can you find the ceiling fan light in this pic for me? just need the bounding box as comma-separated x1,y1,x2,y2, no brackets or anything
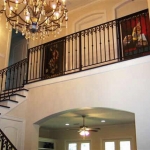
79,130,89,136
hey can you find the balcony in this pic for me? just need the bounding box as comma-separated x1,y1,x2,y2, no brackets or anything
0,9,150,100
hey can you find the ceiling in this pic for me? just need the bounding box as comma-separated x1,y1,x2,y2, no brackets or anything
66,0,102,11
38,108,135,130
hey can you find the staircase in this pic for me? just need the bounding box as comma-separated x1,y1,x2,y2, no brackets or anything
0,89,28,115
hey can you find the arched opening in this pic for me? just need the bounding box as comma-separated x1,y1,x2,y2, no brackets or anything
74,12,106,32
36,107,136,150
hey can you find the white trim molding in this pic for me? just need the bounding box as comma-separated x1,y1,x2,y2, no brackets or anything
112,0,133,19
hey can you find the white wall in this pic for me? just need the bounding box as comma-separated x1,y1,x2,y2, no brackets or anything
0,116,25,150
6,55,150,150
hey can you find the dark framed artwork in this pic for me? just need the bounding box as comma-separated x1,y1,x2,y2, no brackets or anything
43,39,65,79
121,13,150,59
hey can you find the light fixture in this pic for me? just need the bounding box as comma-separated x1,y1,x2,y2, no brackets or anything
101,120,105,123
79,130,89,136
79,127,90,137
0,0,68,40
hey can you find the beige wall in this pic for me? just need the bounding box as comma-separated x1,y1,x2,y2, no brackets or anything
40,123,136,150
115,0,147,18
0,9,12,69
6,55,150,150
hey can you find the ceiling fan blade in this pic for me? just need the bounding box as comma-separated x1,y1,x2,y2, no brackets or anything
67,128,80,130
86,127,100,130
87,129,98,132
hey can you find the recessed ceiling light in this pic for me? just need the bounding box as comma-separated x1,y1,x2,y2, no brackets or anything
65,123,69,126
101,120,105,123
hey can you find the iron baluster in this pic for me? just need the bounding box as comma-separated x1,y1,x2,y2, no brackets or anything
111,21,116,59
72,35,74,70
91,29,94,64
103,24,106,62
99,25,102,63
83,31,86,67
95,27,98,64
79,31,82,71
108,23,111,60
116,19,123,60
36,47,39,79
75,34,77,69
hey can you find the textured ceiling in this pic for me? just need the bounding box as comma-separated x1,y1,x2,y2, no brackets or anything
38,108,135,129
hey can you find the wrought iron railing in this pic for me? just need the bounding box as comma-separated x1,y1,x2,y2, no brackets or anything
27,9,150,84
0,129,17,150
0,9,150,99
0,58,28,100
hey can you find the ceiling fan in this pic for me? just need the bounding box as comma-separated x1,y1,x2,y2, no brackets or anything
71,115,100,136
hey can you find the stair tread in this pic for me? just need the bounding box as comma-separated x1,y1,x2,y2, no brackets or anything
0,93,26,99
0,105,10,108
11,94,26,97
0,99,18,103
3,88,29,92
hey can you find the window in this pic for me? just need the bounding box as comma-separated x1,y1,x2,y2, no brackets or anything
68,143,77,150
81,143,90,150
103,139,132,150
120,141,131,150
105,141,115,150
66,141,90,150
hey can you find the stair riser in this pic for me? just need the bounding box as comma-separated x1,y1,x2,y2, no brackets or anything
10,96,26,103
0,90,28,100
16,90,28,98
0,107,10,115
0,101,18,108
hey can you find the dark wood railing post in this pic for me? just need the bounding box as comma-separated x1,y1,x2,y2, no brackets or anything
79,31,82,71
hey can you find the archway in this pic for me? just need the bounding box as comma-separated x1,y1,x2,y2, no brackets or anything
36,107,136,150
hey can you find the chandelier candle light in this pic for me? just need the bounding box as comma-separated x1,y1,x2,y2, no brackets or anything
0,0,68,39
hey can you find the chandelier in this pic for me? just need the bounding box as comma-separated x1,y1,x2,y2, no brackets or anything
0,0,68,40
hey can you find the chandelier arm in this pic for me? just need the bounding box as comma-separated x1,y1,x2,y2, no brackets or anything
38,11,65,26
6,18,25,31
4,9,30,26
38,15,54,26
7,1,28,17
5,12,25,28
8,19,23,29
46,26,59,32
27,5,36,18
9,0,25,4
